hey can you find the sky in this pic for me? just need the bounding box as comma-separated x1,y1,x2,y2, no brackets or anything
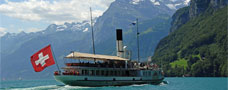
0,0,115,36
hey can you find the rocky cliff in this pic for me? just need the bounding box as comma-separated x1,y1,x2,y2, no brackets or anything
170,0,228,32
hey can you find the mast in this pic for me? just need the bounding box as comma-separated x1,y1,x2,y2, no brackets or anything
50,44,61,73
90,7,96,55
136,18,140,63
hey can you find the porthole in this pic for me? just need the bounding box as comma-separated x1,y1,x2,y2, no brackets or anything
113,78,116,81
85,77,88,81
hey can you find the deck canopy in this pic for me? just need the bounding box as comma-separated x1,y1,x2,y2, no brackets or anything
65,52,129,61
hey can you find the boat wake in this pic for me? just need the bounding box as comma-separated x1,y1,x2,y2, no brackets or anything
159,81,169,86
3,81,169,90
7,85,92,90
130,84,149,87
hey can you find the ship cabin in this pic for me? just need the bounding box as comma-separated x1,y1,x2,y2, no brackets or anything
54,52,162,78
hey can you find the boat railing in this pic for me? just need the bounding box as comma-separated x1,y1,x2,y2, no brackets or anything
65,63,126,68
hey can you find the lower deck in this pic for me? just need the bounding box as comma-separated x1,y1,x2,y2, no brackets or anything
54,75,164,86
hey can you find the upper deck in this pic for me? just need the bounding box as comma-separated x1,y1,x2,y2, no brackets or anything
65,52,129,61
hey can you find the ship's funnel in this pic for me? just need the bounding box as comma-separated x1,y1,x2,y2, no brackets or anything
116,29,124,58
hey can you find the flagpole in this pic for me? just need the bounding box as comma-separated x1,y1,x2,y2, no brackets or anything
90,7,96,62
50,44,61,73
136,18,140,63
90,7,96,55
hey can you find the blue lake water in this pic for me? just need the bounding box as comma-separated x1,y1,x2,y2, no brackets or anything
0,77,227,90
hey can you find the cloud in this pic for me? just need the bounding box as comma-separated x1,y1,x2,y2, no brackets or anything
0,0,115,24
0,27,7,37
26,27,42,32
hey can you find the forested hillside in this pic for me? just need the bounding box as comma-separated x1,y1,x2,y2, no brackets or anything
152,0,227,77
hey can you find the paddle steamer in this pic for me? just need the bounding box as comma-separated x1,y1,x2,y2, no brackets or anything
54,29,164,86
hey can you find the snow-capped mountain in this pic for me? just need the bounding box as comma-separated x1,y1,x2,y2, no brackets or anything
41,20,91,34
2,20,91,39
129,0,190,10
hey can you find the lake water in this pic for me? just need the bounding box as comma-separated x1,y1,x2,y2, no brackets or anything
0,77,227,90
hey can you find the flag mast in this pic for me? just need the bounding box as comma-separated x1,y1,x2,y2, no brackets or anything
136,18,140,63
50,44,61,73
90,7,96,62
90,7,96,55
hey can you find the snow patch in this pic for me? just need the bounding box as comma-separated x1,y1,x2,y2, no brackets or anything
56,25,67,31
154,1,160,5
184,0,190,5
175,3,182,6
83,28,88,32
166,4,177,10
0,32,6,37
150,0,160,6
169,0,178,2
0,27,7,37
130,0,144,5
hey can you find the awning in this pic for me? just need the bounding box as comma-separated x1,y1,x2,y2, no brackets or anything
65,52,129,61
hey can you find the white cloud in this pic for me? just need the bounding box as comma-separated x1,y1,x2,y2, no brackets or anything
0,0,115,24
0,27,7,37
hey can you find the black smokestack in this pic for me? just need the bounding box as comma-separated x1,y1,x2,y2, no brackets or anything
116,29,123,40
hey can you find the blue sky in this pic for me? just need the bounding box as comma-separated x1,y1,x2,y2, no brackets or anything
0,0,114,36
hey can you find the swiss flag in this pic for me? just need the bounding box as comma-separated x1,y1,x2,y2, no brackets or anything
30,45,55,72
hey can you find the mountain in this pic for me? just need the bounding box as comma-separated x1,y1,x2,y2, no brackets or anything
170,0,228,32
93,0,189,59
1,0,189,80
1,21,93,80
152,0,228,77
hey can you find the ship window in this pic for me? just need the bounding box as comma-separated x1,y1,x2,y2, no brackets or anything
126,71,129,76
101,70,104,76
114,71,117,76
110,71,113,76
85,77,88,81
96,70,100,76
122,71,125,76
82,70,84,75
144,71,147,76
85,70,88,75
149,71,151,76
117,71,120,76
91,70,95,76
106,71,109,76
113,78,116,81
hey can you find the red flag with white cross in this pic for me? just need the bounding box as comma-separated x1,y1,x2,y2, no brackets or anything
30,45,55,72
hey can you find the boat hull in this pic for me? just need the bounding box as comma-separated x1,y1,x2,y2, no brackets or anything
54,75,164,87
